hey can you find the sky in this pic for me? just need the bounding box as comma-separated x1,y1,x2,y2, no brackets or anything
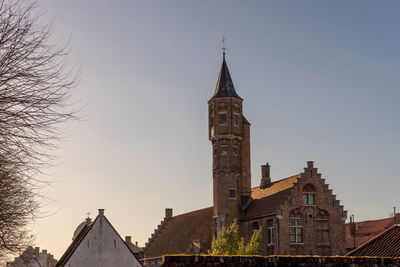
22,0,400,260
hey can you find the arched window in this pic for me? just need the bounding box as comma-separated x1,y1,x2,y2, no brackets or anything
303,184,315,205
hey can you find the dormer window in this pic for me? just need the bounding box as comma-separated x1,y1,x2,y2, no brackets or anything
303,184,316,205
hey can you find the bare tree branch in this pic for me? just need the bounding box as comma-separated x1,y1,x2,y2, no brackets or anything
0,0,79,259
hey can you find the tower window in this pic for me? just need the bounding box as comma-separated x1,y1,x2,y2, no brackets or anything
233,115,239,126
233,146,238,155
220,113,227,125
222,146,228,155
229,188,236,199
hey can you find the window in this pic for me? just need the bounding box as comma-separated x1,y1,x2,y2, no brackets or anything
252,221,259,230
233,115,239,126
220,113,227,125
267,219,275,245
303,184,315,205
290,218,303,244
213,146,217,157
233,146,238,155
222,146,228,155
229,188,236,199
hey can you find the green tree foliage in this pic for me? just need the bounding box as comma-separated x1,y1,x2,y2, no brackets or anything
211,219,262,255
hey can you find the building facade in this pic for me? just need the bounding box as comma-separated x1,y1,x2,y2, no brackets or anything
56,209,141,267
7,246,57,267
143,52,347,258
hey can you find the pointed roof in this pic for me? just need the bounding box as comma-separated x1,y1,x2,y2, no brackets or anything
212,53,242,99
56,211,141,267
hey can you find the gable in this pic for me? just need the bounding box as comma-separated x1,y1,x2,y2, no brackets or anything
57,214,141,267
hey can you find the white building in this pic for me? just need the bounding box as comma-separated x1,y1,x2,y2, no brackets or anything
56,209,141,267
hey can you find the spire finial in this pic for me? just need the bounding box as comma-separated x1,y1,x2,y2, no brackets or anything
222,36,226,56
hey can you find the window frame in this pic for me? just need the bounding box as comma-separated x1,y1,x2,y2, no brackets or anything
267,219,275,245
219,113,227,125
303,192,315,205
228,188,236,200
289,217,303,244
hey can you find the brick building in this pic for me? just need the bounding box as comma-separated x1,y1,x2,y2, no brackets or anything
143,52,347,258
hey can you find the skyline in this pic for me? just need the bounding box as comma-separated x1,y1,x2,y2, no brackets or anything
25,0,400,260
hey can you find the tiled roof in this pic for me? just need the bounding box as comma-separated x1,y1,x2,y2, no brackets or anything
56,220,93,267
345,214,400,249
212,54,241,99
242,175,301,221
144,207,214,258
347,224,400,257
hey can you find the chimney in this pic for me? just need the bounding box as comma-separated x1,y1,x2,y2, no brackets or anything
98,209,104,217
34,247,40,255
135,241,138,246
165,208,173,219
42,249,47,254
125,236,132,244
260,163,271,189
307,161,314,169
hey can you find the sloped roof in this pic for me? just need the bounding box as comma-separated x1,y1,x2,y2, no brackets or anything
346,224,400,257
345,214,400,249
212,54,241,99
144,207,213,258
242,175,301,221
56,214,140,267
56,220,93,266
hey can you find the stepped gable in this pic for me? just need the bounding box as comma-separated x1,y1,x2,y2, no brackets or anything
347,224,400,257
144,207,213,258
346,214,400,249
242,162,346,222
242,175,300,221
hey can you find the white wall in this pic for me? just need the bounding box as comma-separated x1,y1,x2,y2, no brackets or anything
65,214,141,267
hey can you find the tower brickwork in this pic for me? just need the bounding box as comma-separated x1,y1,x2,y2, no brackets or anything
209,53,251,232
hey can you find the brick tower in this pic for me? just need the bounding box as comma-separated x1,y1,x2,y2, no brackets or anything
208,52,251,233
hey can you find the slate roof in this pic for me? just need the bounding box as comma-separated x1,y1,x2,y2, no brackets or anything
345,214,400,250
346,224,400,257
212,54,241,99
144,207,214,258
242,175,301,221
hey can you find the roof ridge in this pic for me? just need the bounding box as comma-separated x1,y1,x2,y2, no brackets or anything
251,174,301,190
171,206,213,219
349,214,400,224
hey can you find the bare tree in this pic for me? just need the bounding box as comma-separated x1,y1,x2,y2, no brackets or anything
0,0,78,259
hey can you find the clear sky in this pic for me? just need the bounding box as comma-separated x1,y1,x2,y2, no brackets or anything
28,0,400,260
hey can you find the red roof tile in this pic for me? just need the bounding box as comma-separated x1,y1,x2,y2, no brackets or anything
347,224,400,257
241,175,300,221
345,214,400,249
144,207,214,258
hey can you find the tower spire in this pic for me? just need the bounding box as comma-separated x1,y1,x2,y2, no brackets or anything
212,38,241,99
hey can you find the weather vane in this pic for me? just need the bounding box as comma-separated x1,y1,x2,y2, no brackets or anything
222,36,226,55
